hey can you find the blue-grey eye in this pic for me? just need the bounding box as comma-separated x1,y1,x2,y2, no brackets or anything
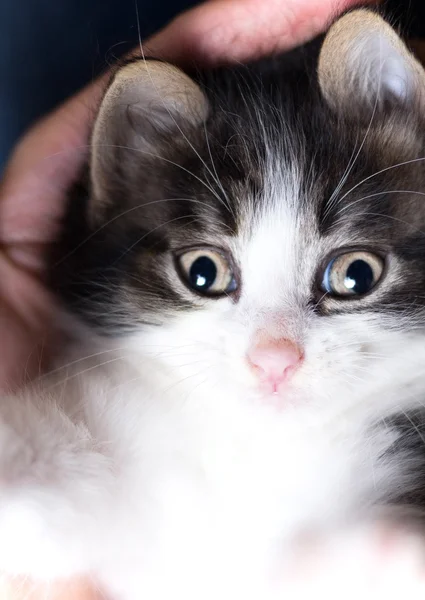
178,248,237,296
322,251,384,297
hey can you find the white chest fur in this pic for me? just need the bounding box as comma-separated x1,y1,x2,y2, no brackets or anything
0,341,401,600
64,349,397,600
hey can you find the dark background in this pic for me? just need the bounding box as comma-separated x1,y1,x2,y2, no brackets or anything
0,0,198,168
0,0,423,169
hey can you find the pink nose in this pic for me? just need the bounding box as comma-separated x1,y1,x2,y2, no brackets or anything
247,337,302,392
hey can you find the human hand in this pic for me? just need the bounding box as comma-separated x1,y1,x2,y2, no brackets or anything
0,578,99,600
0,0,374,596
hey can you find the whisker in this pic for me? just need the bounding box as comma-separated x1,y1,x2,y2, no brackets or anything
159,363,215,396
351,211,425,236
133,28,233,216
40,347,130,380
55,192,233,267
203,121,235,219
336,189,425,217
310,291,329,312
324,137,360,218
96,142,226,203
324,37,384,219
113,214,202,262
335,156,425,205
48,356,127,390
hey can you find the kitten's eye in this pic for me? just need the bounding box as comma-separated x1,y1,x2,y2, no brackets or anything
177,248,237,297
321,251,384,297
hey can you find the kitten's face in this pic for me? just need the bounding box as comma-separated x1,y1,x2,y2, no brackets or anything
57,10,425,418
122,117,425,416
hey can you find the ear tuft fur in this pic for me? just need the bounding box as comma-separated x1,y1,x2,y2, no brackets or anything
318,9,425,118
90,59,209,220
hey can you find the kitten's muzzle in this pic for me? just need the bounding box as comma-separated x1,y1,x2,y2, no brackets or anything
247,335,303,394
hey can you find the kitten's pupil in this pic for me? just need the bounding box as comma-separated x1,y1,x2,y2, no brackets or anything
189,256,217,290
344,260,373,294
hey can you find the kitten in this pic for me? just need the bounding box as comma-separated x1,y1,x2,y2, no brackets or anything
3,7,425,599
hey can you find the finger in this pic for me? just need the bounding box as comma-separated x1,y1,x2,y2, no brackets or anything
0,577,100,600
0,252,53,390
146,0,378,65
0,79,106,251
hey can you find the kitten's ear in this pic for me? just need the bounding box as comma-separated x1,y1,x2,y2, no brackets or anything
318,9,425,118
90,59,209,216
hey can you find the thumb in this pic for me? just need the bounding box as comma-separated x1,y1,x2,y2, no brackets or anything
146,0,378,65
0,80,106,251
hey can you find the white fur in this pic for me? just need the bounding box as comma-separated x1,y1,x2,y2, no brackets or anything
2,164,425,599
